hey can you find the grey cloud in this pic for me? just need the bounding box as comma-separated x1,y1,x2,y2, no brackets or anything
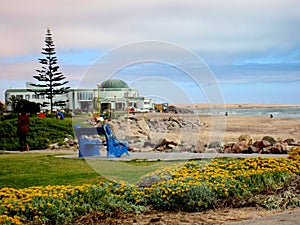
1,0,300,94
2,0,300,57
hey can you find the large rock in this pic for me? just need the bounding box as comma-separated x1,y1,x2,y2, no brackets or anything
231,143,243,153
193,141,206,153
262,136,276,145
208,141,222,149
262,140,271,148
253,141,264,150
154,137,180,151
224,143,235,153
238,134,252,146
204,148,219,154
137,118,151,137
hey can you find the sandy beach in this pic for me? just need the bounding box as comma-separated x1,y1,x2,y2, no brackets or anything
200,114,300,143
175,103,300,109
135,111,300,145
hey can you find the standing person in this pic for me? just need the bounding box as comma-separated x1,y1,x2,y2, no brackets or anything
56,109,64,120
37,110,46,118
17,111,30,152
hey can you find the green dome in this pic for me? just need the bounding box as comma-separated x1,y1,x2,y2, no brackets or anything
100,79,129,88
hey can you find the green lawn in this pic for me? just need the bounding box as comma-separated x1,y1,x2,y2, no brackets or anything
0,152,178,189
0,153,104,189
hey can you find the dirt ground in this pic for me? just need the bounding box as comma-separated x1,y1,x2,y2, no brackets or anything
74,207,300,225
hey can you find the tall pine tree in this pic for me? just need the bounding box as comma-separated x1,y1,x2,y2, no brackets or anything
29,28,70,112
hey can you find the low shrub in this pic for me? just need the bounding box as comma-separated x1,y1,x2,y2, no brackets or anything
0,157,299,224
0,117,74,150
288,147,300,161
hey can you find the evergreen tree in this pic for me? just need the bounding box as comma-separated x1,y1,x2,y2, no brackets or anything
15,99,40,115
0,101,4,115
29,28,70,112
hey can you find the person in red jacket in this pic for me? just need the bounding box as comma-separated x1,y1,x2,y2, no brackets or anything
17,111,30,152
37,111,46,118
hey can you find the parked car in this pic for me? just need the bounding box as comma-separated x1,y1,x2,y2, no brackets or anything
136,108,150,113
125,107,136,113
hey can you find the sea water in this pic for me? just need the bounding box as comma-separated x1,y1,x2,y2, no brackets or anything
195,107,300,119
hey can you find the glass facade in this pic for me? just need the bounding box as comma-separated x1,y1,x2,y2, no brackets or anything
77,91,93,101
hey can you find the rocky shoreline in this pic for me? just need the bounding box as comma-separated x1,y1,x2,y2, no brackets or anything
92,113,300,155
51,112,300,155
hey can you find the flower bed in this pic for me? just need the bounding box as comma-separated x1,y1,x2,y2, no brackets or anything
1,153,300,224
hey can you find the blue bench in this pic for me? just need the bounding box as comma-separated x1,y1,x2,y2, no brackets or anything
74,124,129,158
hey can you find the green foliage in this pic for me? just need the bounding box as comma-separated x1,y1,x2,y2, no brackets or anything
138,157,300,211
29,28,70,113
0,102,4,115
0,117,74,150
0,184,147,225
14,99,40,115
0,156,300,224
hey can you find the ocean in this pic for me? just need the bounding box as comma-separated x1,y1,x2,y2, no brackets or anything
194,107,300,119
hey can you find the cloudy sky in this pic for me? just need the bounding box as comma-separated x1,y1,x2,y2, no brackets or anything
1,0,300,104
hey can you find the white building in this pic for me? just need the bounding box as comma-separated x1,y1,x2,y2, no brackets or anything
5,79,152,113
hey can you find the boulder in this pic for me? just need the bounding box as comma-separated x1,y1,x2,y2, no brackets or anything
231,143,243,153
204,148,219,154
193,141,206,153
241,148,253,154
249,145,260,153
269,147,282,154
262,140,271,148
224,143,235,153
143,141,155,148
238,140,248,150
137,119,151,137
260,148,271,154
179,142,195,152
284,138,295,145
208,141,222,149
167,144,177,150
238,134,252,146
154,137,180,151
262,136,276,145
253,141,264,150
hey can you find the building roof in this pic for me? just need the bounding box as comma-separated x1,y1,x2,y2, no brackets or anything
100,79,129,89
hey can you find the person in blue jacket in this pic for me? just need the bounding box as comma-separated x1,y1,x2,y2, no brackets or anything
56,109,64,120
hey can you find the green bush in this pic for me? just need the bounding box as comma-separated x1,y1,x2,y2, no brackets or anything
0,117,74,150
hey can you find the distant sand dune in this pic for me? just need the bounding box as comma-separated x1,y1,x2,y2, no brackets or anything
174,103,300,109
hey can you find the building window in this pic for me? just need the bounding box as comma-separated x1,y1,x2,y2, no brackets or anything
77,92,93,100
16,95,23,99
32,94,36,99
25,95,30,100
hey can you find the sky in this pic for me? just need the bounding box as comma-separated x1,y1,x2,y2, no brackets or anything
1,0,300,104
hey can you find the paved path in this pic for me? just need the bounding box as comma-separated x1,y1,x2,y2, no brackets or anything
57,151,288,161
3,149,288,161
232,208,300,225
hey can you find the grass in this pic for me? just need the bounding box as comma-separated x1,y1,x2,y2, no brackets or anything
0,153,103,189
87,159,176,184
0,152,178,189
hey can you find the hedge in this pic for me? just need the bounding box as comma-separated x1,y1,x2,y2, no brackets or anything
0,117,74,150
